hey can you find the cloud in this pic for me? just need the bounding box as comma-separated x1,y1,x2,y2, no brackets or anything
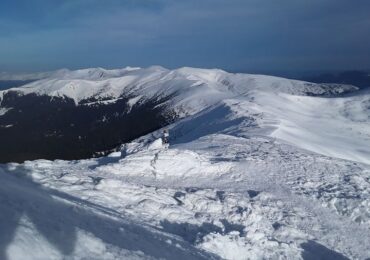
0,0,369,72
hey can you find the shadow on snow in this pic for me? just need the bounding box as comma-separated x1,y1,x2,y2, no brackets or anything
0,164,217,260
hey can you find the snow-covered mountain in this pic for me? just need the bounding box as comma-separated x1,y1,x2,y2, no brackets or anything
0,66,370,259
0,67,141,81
0,66,364,163
0,66,357,108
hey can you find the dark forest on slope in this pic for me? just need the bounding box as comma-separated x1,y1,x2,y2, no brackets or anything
0,91,175,163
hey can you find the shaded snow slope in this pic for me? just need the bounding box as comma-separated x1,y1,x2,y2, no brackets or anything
0,166,216,260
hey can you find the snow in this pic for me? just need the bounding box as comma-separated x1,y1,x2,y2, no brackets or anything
127,95,143,112
0,124,13,128
0,66,356,113
0,67,141,81
0,66,369,259
2,128,369,259
0,107,11,116
148,138,164,150
246,91,370,165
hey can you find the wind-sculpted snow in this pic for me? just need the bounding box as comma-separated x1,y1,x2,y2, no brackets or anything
0,66,369,259
0,166,217,260
1,128,369,259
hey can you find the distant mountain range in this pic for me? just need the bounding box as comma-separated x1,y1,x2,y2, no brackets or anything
0,80,36,91
304,70,370,89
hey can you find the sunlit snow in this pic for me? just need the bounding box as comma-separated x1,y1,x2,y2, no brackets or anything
0,67,369,259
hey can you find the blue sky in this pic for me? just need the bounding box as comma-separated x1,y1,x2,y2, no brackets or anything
0,0,369,74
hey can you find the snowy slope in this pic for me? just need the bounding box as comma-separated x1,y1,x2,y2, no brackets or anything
1,114,369,259
252,91,370,164
0,67,141,81
0,165,216,260
2,66,367,164
0,66,356,109
1,67,370,259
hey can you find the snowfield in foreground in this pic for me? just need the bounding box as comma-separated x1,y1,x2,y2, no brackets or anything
0,67,370,259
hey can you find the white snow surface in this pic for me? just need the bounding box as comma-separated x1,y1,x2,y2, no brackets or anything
1,67,370,259
0,67,141,81
0,66,356,108
0,107,11,116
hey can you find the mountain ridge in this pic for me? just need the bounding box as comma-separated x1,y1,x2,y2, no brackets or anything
0,66,370,259
0,66,368,164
